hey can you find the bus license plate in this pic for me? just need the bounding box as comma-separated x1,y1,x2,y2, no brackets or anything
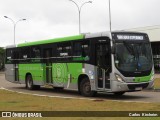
135,87,142,90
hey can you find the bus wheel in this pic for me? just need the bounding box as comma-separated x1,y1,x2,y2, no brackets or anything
26,75,40,90
114,92,125,96
80,78,96,97
54,87,64,90
26,75,34,90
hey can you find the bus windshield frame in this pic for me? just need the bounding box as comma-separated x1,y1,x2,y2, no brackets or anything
112,32,153,77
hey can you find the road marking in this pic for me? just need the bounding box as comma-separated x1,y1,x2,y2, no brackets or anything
0,87,4,89
0,87,96,101
0,87,5,89
0,87,152,104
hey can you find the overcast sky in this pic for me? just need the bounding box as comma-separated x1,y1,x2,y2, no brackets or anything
0,0,160,47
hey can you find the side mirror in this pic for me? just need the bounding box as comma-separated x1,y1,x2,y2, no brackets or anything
111,45,116,54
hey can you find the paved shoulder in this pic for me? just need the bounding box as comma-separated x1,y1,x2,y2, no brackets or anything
0,73,160,103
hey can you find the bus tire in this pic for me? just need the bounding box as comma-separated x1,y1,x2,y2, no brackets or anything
54,87,64,90
80,77,96,97
26,75,40,90
114,92,125,96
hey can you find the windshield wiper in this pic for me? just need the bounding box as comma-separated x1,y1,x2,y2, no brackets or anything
123,41,141,71
123,41,135,56
135,44,142,70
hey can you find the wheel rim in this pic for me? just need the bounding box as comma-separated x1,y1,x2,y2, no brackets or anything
83,82,91,94
27,76,32,88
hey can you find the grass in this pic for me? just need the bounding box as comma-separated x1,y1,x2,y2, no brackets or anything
0,90,160,120
154,78,160,89
0,90,160,111
0,73,160,120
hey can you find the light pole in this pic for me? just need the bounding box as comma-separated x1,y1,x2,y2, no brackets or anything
4,16,26,45
69,0,92,34
108,0,112,33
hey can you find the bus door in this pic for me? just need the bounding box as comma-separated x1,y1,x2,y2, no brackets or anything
13,50,19,82
14,64,18,81
44,49,53,84
96,43,111,90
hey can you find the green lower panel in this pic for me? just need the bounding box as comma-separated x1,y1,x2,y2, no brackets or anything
134,72,152,82
18,63,83,85
67,63,82,83
52,63,82,84
18,64,44,81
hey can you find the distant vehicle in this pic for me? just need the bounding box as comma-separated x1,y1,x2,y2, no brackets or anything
0,47,5,71
5,31,154,97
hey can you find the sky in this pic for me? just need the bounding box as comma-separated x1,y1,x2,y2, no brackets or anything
0,0,160,47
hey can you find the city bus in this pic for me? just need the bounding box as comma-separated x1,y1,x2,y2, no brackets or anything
5,31,154,97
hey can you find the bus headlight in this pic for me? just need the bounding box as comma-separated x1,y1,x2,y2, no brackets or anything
115,74,124,82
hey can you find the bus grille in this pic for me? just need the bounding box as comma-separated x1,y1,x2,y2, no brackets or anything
127,83,149,90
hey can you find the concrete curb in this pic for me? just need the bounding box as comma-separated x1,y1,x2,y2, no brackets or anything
153,88,160,92
144,88,160,92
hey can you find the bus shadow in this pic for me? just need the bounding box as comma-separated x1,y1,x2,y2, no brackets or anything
11,86,150,101
95,93,150,101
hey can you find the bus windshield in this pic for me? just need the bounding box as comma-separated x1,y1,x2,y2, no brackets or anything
114,42,152,72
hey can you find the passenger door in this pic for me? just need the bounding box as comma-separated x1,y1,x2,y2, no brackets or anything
44,48,53,84
96,42,111,90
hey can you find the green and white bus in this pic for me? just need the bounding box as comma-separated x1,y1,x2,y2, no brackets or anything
5,31,154,97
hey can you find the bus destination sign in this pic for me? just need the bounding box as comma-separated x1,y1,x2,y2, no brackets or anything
117,35,144,40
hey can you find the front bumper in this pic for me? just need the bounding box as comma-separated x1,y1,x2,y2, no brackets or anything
111,79,154,92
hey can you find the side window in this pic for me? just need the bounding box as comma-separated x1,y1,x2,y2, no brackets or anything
31,47,41,58
31,47,41,62
73,42,82,56
63,43,72,56
73,41,89,57
57,46,63,57
6,48,19,64
82,44,89,57
12,49,19,64
20,47,30,63
57,42,72,57
6,49,13,64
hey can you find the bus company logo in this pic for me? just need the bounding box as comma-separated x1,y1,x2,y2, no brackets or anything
137,79,140,82
2,112,11,117
134,78,140,82
57,67,61,77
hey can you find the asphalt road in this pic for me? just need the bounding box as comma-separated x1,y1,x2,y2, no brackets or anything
0,73,160,103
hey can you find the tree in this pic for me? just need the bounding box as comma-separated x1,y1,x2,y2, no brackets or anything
0,47,5,71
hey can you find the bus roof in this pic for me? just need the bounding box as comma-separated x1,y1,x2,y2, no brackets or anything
14,31,147,48
17,34,84,47
17,31,113,47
